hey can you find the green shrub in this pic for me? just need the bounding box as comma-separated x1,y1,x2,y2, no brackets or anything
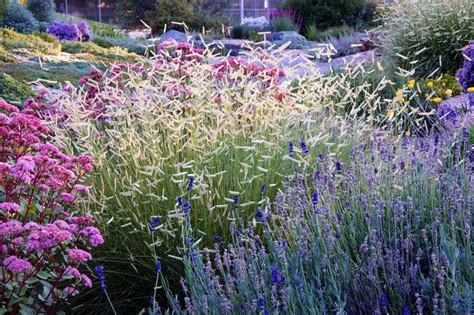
286,0,367,30
27,0,55,23
0,28,62,55
305,24,354,42
0,46,17,63
0,2,38,33
383,0,474,77
304,23,318,41
0,73,34,104
61,41,141,62
271,17,299,32
93,35,147,55
0,0,8,19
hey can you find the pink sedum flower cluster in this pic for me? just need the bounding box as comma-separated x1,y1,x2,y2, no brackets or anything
0,99,103,313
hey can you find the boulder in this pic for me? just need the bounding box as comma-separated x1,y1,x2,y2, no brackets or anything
159,30,188,42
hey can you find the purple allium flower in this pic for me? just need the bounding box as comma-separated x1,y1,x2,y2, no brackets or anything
3,256,33,273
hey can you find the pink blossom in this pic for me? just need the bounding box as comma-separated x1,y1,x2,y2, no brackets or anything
0,221,25,237
0,100,20,113
3,256,33,273
81,274,92,288
61,193,76,203
0,202,20,213
67,249,92,263
73,184,90,193
64,267,81,279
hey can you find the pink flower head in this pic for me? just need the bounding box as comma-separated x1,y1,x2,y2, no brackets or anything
0,100,20,113
67,249,92,263
61,192,76,203
64,267,82,279
0,202,20,213
81,274,92,288
0,221,25,237
3,256,33,273
73,184,90,193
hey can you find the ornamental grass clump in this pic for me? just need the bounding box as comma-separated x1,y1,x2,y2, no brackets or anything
46,47,377,311
383,0,474,77
158,128,473,314
0,98,103,313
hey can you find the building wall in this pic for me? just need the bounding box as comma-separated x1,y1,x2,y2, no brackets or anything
55,0,117,23
226,0,285,24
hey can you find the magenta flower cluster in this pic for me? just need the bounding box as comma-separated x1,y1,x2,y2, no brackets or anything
47,20,92,42
0,98,103,313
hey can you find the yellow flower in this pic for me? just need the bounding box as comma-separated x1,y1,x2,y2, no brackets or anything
426,81,433,88
394,89,404,103
407,80,415,89
468,87,474,93
405,130,411,137
445,89,453,97
431,97,442,103
404,100,410,106
386,110,395,118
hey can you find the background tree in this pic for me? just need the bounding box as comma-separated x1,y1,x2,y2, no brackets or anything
116,0,155,29
27,0,55,23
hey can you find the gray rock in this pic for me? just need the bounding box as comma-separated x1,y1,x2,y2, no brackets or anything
159,30,188,42
267,31,306,42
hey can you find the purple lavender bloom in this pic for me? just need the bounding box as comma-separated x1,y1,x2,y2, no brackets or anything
335,160,343,172
380,293,389,307
312,192,318,206
183,200,191,215
289,142,294,157
77,22,92,42
177,196,183,206
300,140,309,154
402,306,411,315
156,260,162,274
94,265,107,292
186,176,195,191
270,266,285,285
149,215,161,232
260,183,266,195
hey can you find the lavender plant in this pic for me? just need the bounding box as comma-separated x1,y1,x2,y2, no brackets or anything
456,43,474,107
154,127,473,314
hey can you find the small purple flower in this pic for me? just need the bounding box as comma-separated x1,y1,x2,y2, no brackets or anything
312,192,318,206
183,200,191,215
260,183,266,195
380,293,389,307
300,140,309,154
156,260,162,274
402,306,411,315
270,266,285,285
213,234,222,243
186,176,195,191
335,160,343,172
149,215,161,232
94,265,107,291
177,196,183,206
289,142,294,157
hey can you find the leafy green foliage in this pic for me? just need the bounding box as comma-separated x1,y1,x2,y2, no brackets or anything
27,0,55,23
304,24,354,42
383,0,474,77
93,35,147,55
0,1,38,33
61,41,141,62
271,17,300,32
0,73,34,104
286,0,367,30
0,28,61,55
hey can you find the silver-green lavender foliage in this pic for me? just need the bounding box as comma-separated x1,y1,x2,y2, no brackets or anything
158,129,473,314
